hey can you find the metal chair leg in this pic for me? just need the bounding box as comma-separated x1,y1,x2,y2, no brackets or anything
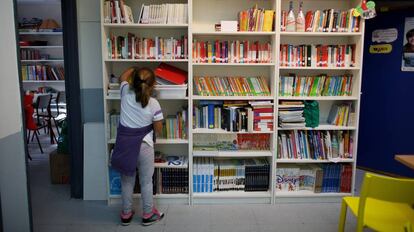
34,132,43,154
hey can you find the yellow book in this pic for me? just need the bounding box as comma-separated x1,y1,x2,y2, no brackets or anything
207,42,212,63
263,10,275,32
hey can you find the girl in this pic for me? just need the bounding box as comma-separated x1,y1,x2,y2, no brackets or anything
111,67,164,226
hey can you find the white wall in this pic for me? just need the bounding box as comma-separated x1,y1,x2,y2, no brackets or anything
0,0,32,231
77,0,107,200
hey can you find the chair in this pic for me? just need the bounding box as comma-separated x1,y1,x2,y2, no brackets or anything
34,94,57,143
51,91,67,136
24,95,48,154
338,172,414,232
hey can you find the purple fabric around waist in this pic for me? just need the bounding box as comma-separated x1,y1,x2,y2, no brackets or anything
111,123,153,176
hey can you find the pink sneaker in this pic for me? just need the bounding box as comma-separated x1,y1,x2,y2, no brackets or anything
120,210,134,226
142,208,164,226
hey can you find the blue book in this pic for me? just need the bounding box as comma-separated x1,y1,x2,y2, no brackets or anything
208,104,215,129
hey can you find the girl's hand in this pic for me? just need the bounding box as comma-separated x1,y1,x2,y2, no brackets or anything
120,67,136,82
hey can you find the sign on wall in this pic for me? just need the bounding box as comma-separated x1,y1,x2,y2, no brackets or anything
402,17,414,71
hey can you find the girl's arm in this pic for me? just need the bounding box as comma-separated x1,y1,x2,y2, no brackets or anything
120,67,136,82
153,120,163,137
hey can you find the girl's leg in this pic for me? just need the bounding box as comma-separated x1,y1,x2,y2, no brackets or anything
137,142,155,217
121,172,136,214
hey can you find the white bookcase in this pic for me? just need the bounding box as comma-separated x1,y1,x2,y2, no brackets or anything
17,1,65,91
100,0,365,205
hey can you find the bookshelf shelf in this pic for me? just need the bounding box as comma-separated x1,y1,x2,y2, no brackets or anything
275,191,352,198
22,80,64,83
103,23,188,28
276,159,354,164
19,31,62,35
21,59,64,62
278,96,358,101
193,191,271,198
279,66,360,70
20,46,63,49
108,138,188,144
192,63,275,66
192,96,273,100
277,125,357,131
110,193,189,199
193,150,273,157
104,59,188,63
192,31,276,36
192,128,273,134
280,32,362,37
105,96,188,100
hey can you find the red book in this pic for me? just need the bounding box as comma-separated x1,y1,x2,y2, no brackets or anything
155,63,188,85
305,11,314,32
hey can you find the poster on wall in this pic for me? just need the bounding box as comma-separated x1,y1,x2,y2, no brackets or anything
402,17,414,71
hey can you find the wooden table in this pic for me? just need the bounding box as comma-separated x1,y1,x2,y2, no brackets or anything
395,155,414,170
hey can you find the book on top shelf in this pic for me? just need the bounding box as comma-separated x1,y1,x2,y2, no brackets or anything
238,4,275,32
138,3,188,25
103,0,134,24
280,3,360,33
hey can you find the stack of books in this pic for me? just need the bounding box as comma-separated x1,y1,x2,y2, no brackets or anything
108,111,120,140
279,44,356,67
154,63,188,99
249,101,274,132
278,101,305,128
193,133,271,152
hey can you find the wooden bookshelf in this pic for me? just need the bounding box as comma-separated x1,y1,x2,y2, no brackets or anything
100,0,365,205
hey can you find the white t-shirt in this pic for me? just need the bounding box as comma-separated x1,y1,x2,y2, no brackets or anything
119,81,163,147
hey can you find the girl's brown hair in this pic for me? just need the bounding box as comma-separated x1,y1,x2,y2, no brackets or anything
131,67,155,107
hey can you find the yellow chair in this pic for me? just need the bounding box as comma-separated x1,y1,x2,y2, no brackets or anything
338,172,414,232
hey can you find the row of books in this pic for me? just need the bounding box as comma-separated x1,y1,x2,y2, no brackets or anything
193,101,274,132
107,34,188,60
160,108,188,140
280,44,356,67
21,65,64,81
279,74,354,97
109,155,189,195
276,164,352,193
108,112,120,140
138,4,188,25
327,103,354,127
194,76,271,97
281,8,360,33
193,157,270,192
193,134,271,152
103,0,134,24
20,49,44,60
192,40,272,63
277,130,354,160
238,5,275,32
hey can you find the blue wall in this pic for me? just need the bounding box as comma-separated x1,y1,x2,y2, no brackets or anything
358,10,414,177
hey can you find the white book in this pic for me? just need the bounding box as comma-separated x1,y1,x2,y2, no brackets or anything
104,1,111,23
138,4,145,24
115,1,121,24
